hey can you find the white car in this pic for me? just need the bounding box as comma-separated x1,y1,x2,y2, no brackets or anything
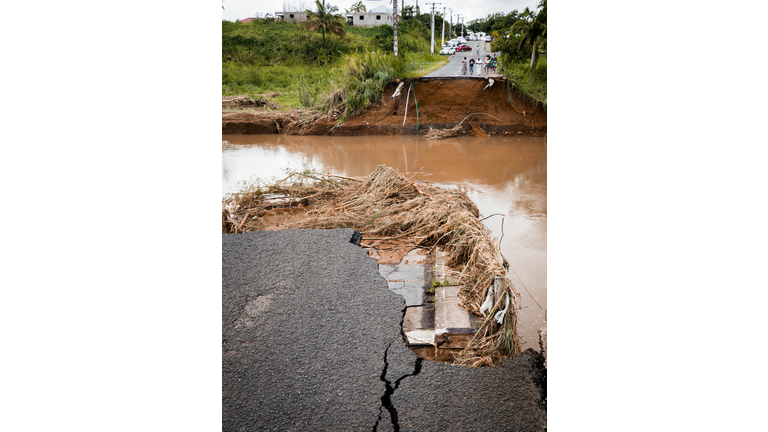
484,35,492,42
439,46,456,55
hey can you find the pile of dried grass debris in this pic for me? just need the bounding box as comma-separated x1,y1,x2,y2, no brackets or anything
222,165,523,365
222,94,279,109
424,124,465,140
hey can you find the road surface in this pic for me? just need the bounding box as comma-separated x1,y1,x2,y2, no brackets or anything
426,41,503,78
222,229,546,431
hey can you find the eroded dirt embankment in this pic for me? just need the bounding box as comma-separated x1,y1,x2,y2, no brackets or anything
222,77,546,137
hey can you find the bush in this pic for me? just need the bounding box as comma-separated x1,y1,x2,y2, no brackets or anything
499,56,546,108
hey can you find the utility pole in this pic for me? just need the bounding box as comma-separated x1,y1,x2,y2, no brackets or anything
426,2,440,55
441,7,447,47
448,8,453,39
456,14,462,38
393,0,399,57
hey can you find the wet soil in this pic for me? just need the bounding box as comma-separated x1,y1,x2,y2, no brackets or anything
222,77,546,137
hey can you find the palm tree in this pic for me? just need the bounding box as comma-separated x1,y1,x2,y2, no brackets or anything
301,0,347,47
510,0,546,68
349,1,366,13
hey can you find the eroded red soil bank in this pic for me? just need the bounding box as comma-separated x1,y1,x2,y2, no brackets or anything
222,77,546,137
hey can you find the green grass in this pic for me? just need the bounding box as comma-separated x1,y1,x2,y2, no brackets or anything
400,54,451,78
222,19,458,113
222,63,332,109
499,56,547,109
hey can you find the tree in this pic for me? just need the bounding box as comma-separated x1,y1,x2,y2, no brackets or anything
510,0,546,68
301,0,347,47
349,1,366,12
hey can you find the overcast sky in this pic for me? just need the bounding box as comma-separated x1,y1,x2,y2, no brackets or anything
222,0,540,24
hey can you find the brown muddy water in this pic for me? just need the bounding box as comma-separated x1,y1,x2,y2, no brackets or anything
222,134,547,351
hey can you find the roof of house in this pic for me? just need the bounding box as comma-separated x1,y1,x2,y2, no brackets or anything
369,5,393,13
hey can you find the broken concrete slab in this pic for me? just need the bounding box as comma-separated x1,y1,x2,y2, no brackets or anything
434,248,459,285
403,305,432,333
378,250,431,306
405,330,435,345
539,328,547,368
435,285,473,331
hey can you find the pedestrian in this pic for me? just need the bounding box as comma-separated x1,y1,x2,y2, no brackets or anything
468,57,475,75
461,56,468,75
485,56,490,75
477,57,482,76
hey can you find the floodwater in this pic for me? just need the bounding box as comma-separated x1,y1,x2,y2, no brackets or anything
222,134,547,351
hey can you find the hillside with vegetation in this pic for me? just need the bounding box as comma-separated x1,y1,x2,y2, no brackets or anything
222,9,447,118
222,0,546,118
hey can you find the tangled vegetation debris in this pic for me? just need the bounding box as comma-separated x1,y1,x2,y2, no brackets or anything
222,93,280,109
223,165,523,364
424,124,465,140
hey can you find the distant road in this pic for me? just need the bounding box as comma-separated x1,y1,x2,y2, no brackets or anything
425,41,503,78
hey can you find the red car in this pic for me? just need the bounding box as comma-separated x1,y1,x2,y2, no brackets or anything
456,45,472,52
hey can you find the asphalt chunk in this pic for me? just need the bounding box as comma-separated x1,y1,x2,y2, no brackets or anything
392,349,547,431
223,229,405,431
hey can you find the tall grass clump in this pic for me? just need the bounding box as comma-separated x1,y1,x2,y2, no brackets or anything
296,75,313,108
320,50,406,119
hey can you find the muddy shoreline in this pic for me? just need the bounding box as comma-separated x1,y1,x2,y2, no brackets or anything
222,77,547,137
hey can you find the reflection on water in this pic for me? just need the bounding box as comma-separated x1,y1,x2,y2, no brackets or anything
222,134,547,350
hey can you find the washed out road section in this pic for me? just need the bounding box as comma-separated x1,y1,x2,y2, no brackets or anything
223,229,546,431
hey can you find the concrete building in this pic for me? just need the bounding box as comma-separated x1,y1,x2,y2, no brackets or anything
345,12,394,27
275,11,308,24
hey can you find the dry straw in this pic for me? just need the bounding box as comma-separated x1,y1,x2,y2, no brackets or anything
223,165,523,365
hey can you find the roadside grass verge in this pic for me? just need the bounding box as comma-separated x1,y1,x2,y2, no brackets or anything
401,54,451,78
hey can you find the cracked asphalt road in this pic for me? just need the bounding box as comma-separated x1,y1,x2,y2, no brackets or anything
223,229,546,431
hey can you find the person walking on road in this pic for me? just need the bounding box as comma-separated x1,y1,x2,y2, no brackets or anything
469,57,475,75
461,57,468,75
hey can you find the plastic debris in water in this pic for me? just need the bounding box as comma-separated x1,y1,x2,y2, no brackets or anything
494,293,510,324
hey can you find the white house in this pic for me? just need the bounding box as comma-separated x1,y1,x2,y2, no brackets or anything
345,11,394,27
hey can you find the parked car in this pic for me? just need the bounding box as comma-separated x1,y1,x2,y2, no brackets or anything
484,35,492,42
455,45,472,52
439,46,456,55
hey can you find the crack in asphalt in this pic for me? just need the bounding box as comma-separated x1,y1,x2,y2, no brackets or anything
373,305,424,432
